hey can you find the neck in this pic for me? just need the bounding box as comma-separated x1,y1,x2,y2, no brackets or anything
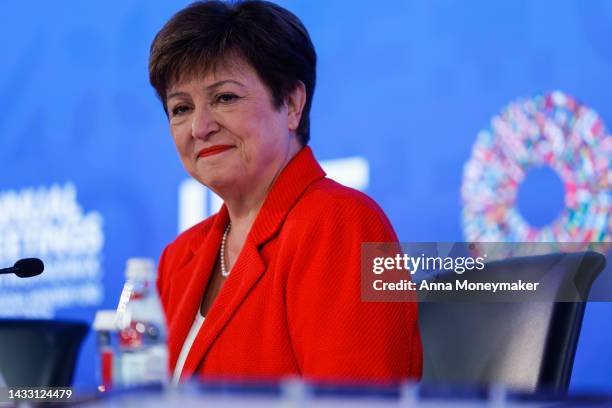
223,140,302,239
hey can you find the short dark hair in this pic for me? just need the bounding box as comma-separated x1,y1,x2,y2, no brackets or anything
149,0,317,145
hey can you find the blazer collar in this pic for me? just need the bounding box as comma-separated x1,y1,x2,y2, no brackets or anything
187,145,326,253
243,145,326,245
175,146,325,379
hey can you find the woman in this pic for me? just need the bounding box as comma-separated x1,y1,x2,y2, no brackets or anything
149,0,422,384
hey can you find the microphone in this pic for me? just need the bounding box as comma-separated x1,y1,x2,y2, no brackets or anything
0,258,44,278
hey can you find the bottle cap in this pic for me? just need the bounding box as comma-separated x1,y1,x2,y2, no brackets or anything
93,310,118,331
125,257,155,281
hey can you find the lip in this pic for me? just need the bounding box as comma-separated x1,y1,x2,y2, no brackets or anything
197,145,235,158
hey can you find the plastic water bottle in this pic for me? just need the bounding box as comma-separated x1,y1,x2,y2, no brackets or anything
93,310,118,392
114,257,168,388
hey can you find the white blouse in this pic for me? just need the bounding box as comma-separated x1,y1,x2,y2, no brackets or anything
171,311,205,385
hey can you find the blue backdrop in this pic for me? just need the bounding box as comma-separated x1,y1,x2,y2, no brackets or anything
1,0,612,390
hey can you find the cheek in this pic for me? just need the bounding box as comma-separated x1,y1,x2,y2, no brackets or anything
246,107,287,145
170,125,192,156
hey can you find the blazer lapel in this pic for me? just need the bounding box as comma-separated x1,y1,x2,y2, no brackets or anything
167,206,228,372
177,146,326,379
179,237,265,379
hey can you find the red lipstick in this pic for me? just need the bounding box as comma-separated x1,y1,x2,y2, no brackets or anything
198,145,234,158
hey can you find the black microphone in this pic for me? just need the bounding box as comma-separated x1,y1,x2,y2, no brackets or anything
0,258,44,278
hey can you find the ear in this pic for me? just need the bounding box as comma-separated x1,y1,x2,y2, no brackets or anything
286,81,306,132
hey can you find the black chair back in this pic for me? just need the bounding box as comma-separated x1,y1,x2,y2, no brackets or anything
0,319,89,387
418,251,606,392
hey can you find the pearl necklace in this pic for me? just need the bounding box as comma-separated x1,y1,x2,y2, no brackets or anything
220,224,231,277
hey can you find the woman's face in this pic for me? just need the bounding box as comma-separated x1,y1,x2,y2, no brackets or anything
166,57,303,197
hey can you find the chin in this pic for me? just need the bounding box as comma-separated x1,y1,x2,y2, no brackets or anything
194,174,232,193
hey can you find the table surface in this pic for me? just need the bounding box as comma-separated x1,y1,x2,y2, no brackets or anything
73,382,612,408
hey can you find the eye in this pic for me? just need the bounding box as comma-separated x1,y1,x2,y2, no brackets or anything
215,93,239,104
170,104,191,117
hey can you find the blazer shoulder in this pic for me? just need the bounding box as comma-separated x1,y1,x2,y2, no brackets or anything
294,177,390,222
287,177,398,241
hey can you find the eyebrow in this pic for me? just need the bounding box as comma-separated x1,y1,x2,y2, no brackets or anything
166,91,190,101
207,79,246,91
167,80,246,101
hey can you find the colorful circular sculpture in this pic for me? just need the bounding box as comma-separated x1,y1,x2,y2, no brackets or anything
461,91,612,247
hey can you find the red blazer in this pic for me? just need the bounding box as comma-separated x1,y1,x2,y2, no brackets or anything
157,146,422,383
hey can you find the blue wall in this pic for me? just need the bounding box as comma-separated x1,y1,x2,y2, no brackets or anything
1,0,612,390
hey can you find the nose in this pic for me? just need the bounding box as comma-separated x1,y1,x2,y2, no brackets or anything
191,105,220,140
